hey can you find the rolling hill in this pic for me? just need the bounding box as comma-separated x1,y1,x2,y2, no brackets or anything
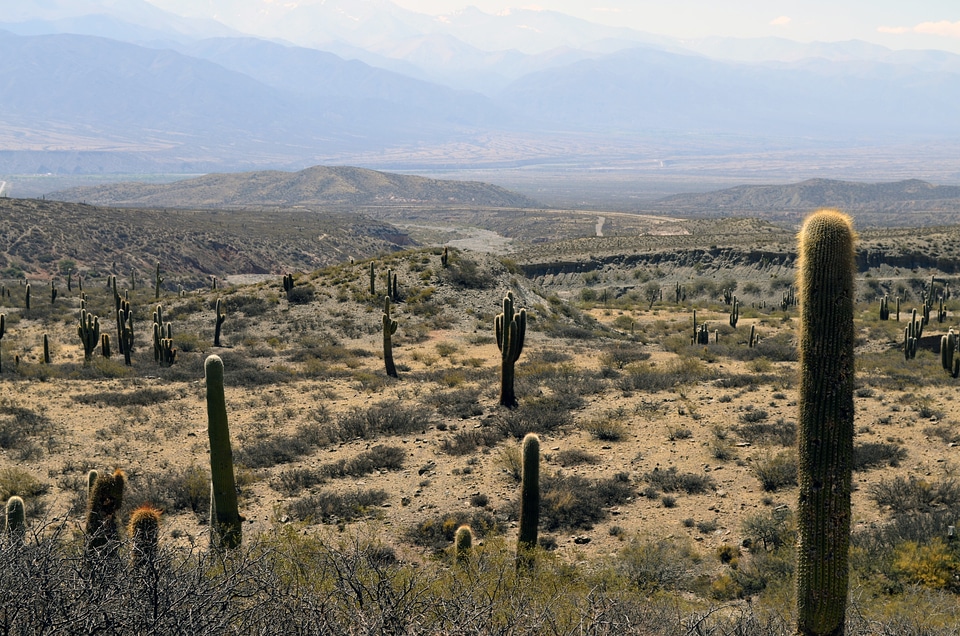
49,165,541,209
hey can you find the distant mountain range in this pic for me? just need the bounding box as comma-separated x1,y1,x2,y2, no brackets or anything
651,179,960,221
2,1,960,180
49,166,541,208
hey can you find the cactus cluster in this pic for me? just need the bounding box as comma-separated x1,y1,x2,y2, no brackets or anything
675,282,686,303
879,294,890,320
780,286,795,311
904,309,922,360
77,308,100,363
153,304,176,365
282,273,294,298
495,291,526,408
118,299,134,366
795,210,855,636
692,310,709,345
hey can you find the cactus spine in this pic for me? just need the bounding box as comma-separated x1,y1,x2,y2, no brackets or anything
517,433,540,568
77,309,100,363
85,469,125,555
128,504,162,568
454,524,473,564
214,298,226,347
382,296,399,378
205,355,242,550
4,496,25,540
796,210,855,636
496,292,526,408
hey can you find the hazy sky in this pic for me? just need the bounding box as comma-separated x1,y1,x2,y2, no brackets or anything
392,1,960,52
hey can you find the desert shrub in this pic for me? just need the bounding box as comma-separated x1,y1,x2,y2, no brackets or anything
870,476,960,515
853,441,907,471
406,510,502,551
666,425,692,441
618,357,714,392
236,432,312,469
599,346,651,370
332,400,430,441
696,519,719,534
0,403,56,454
469,493,489,507
554,449,600,467
494,395,574,439
428,387,483,418
741,506,796,551
439,427,504,455
750,451,798,492
0,467,49,501
642,467,715,495
924,424,960,445
582,409,628,441
126,465,208,514
72,388,174,407
273,467,326,496
286,285,315,305
287,489,388,523
443,258,494,289
214,350,287,386
495,444,522,482
734,418,796,447
536,472,636,531
222,293,270,316
319,445,405,479
738,408,768,424
892,538,960,591
618,536,701,592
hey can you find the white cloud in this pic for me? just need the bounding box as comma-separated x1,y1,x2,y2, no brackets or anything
592,8,622,14
878,21,960,38
915,20,960,38
770,16,791,27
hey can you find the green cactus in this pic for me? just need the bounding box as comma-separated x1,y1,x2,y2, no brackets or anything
749,324,757,348
795,210,855,636
50,280,57,305
896,296,901,321
282,273,294,297
454,524,472,564
4,496,25,541
24,283,30,311
879,294,889,320
153,305,175,365
205,355,242,550
496,292,526,408
42,334,50,364
0,312,5,373
214,298,226,347
101,333,111,358
85,469,125,555
942,330,957,373
87,469,99,497
77,309,100,363
128,504,162,568
382,296,399,378
517,433,540,569
369,261,376,296
154,263,163,300
441,246,449,268
729,297,739,328
118,301,134,366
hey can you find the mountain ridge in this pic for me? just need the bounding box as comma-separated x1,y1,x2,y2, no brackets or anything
48,165,542,208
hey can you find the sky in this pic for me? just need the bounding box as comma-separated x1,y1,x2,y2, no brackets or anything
390,0,960,53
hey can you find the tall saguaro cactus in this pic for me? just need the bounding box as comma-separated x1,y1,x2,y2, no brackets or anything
154,263,163,300
382,296,399,378
205,355,242,550
0,313,5,373
517,433,540,568
796,210,856,636
496,292,526,408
